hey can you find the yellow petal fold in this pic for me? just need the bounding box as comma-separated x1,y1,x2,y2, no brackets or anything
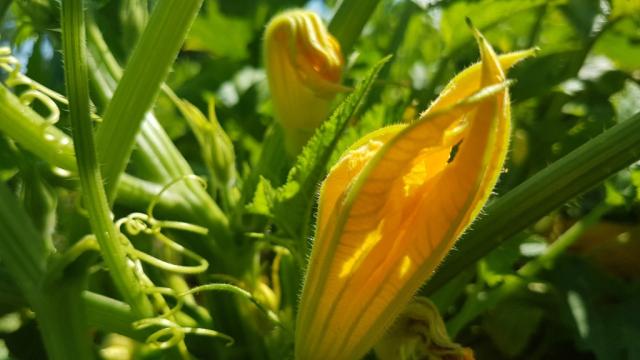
264,10,345,153
295,29,534,360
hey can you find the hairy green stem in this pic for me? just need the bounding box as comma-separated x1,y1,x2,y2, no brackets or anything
425,112,640,294
60,0,153,317
0,84,77,171
0,81,211,226
83,291,150,340
95,0,203,201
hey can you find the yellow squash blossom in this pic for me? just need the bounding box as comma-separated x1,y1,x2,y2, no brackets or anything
295,27,535,360
374,297,473,360
264,9,345,154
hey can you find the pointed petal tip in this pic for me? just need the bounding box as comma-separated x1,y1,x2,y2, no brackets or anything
465,17,485,43
519,47,540,60
465,17,474,30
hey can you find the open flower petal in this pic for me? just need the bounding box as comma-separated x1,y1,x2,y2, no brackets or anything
296,29,534,360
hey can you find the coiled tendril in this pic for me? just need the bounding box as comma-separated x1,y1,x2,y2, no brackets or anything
2,47,282,352
118,175,282,350
1,43,100,123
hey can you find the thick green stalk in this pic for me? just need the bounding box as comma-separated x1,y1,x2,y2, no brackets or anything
34,278,94,360
86,20,230,244
83,292,149,340
95,0,203,201
0,270,144,343
0,81,208,226
329,0,381,54
60,0,153,317
0,183,93,360
425,112,640,293
0,84,77,171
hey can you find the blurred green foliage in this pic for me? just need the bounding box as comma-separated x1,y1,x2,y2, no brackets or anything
0,0,639,359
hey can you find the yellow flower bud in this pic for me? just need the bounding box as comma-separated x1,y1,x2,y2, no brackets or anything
295,27,535,360
264,9,345,154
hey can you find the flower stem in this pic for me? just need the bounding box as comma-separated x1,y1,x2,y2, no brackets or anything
60,0,153,317
83,291,150,340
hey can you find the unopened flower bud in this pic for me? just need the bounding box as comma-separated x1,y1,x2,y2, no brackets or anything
295,26,535,360
264,9,345,154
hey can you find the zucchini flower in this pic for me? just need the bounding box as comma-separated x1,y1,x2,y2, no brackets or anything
295,27,535,360
264,9,345,154
374,297,474,360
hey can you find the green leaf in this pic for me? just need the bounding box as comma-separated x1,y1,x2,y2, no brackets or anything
246,176,278,217
440,0,549,54
483,300,544,357
559,0,607,40
548,257,640,360
186,2,253,60
611,0,640,18
592,18,640,72
610,79,640,122
511,49,584,101
0,182,48,298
